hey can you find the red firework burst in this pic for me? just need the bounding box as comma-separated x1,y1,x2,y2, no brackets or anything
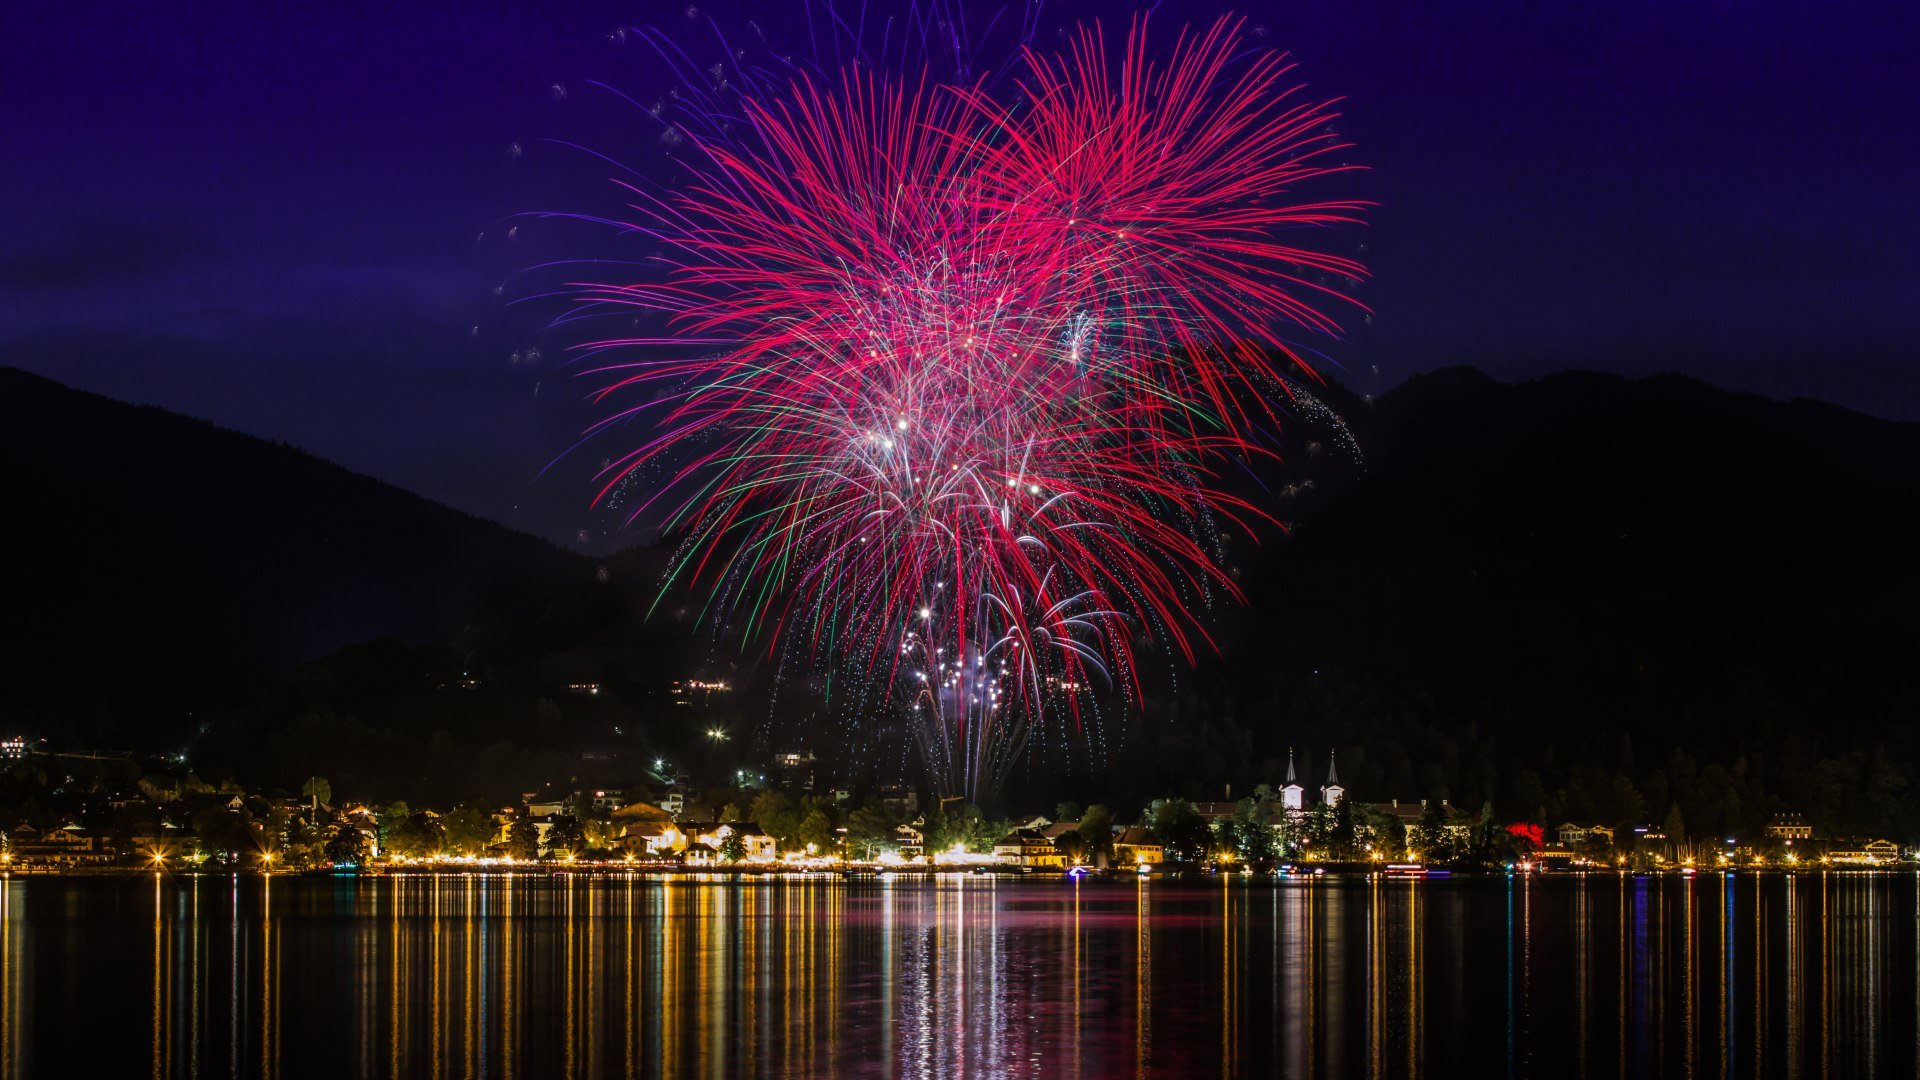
572,15,1367,798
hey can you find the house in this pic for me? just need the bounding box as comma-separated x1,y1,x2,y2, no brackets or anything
1767,813,1813,841
121,820,191,860
526,813,564,852
1113,827,1164,866
619,821,683,858
10,823,109,866
1424,802,1475,841
584,789,627,815
1042,820,1081,844
772,751,816,791
1190,802,1239,825
1558,823,1616,847
3,823,36,854
877,785,919,818
1371,800,1426,833
1829,839,1899,865
1537,845,1578,866
992,828,1066,868
725,824,777,862
676,822,777,863
894,822,925,860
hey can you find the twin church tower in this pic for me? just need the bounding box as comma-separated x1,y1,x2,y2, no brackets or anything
1280,748,1344,812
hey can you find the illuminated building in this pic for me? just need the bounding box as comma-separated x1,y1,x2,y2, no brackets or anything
1766,812,1813,841
1557,822,1616,846
618,821,683,858
1320,752,1344,808
772,750,816,791
1280,750,1305,811
893,822,925,860
991,828,1067,868
1828,838,1898,864
1113,827,1164,866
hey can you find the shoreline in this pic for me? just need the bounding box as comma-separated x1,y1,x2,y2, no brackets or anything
8,864,1912,880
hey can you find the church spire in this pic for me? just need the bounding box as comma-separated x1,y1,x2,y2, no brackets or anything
1285,748,1297,784
1325,749,1340,787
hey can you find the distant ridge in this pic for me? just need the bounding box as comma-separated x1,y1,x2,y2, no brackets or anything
1133,364,1920,830
0,366,619,742
6,363,1919,831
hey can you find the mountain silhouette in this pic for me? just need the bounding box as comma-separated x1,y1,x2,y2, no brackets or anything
5,364,1916,829
0,366,640,747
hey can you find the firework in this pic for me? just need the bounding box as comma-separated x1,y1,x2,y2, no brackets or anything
568,14,1366,799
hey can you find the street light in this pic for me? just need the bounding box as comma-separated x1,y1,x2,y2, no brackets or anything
706,728,729,742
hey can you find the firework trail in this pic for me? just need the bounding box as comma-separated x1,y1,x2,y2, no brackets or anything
566,13,1366,799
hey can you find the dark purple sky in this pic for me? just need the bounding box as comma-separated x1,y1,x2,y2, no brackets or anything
6,1,1916,548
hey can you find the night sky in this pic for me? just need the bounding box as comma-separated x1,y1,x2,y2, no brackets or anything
6,0,1915,549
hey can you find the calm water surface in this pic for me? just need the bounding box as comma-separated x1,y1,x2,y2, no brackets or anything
1,871,1915,1078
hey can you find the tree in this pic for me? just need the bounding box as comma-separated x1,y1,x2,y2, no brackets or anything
1077,805,1114,867
717,833,747,863
388,812,444,858
1226,796,1278,864
1145,799,1211,863
191,802,254,863
546,815,586,857
506,818,539,861
797,808,836,854
845,806,898,860
1300,803,1339,856
284,817,328,870
719,803,742,824
442,805,496,856
325,825,368,866
301,777,332,810
1054,801,1083,824
1505,821,1544,852
374,800,411,853
1413,801,1452,863
1327,798,1360,860
1663,802,1688,844
1351,802,1404,858
583,817,622,852
750,791,803,845
925,802,1002,853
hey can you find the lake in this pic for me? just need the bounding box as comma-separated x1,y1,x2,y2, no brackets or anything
0,870,1913,1077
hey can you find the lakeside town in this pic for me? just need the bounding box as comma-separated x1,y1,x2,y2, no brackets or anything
0,734,1905,877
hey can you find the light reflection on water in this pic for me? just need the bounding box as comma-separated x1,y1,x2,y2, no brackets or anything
0,872,1913,1077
